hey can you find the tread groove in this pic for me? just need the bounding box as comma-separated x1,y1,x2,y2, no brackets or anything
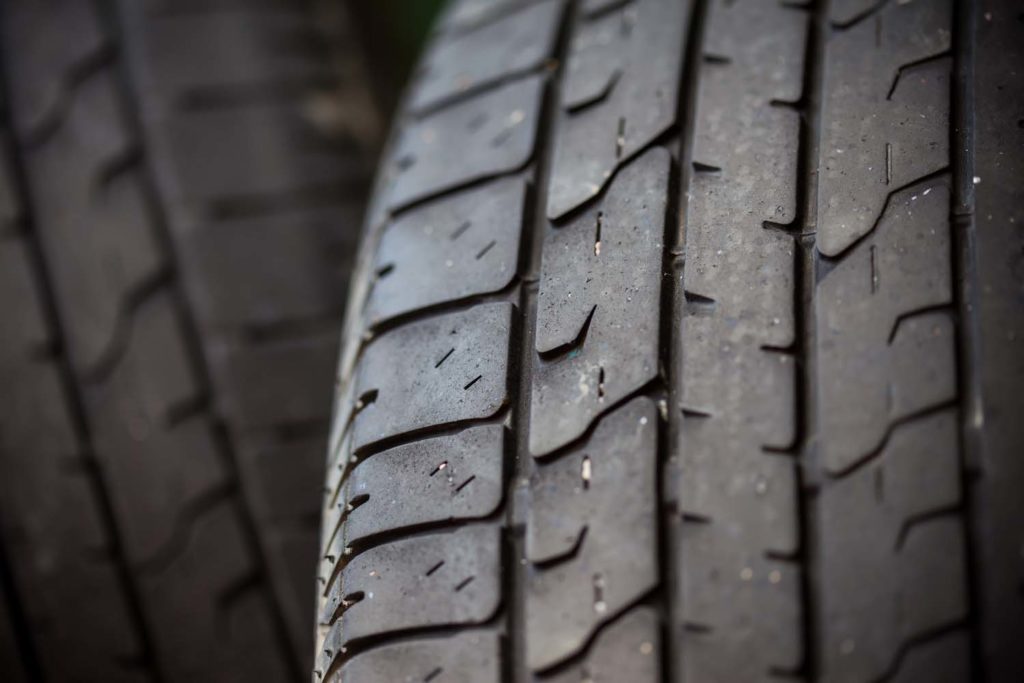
949,0,984,677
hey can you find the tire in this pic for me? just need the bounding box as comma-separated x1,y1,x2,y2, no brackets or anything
0,0,378,681
316,0,1024,682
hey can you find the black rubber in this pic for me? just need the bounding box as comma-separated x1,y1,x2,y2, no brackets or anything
0,0,376,681
318,0,1024,681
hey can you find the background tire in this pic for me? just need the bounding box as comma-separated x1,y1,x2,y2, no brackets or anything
0,0,380,680
317,0,1024,681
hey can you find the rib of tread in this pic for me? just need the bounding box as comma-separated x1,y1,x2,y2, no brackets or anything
675,1,806,679
813,0,968,681
314,2,561,674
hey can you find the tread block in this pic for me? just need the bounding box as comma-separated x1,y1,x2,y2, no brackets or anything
238,435,325,523
817,182,955,474
343,425,506,546
160,101,357,207
137,9,324,99
444,0,541,32
526,398,658,670
685,0,805,333
679,315,796,452
530,147,667,456
411,0,563,112
367,178,526,327
210,330,338,430
22,71,165,373
545,607,660,683
677,403,798,553
890,631,969,683
580,0,626,17
383,74,544,210
320,525,502,643
90,292,229,564
352,302,514,452
178,205,361,330
546,0,688,219
819,411,966,683
2,0,108,138
816,0,951,256
680,528,802,680
333,631,502,683
702,0,806,106
139,501,289,682
830,0,881,26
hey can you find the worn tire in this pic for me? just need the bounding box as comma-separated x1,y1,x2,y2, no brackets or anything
317,0,1024,681
0,0,378,681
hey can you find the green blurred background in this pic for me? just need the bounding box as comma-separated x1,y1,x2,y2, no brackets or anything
344,0,447,118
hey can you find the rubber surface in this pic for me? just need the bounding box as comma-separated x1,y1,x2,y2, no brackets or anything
319,0,1024,681
0,0,377,680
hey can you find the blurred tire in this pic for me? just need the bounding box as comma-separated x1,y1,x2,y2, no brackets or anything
0,0,378,680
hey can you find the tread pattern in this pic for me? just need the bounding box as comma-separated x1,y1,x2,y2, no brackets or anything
0,0,378,679
320,0,1016,681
